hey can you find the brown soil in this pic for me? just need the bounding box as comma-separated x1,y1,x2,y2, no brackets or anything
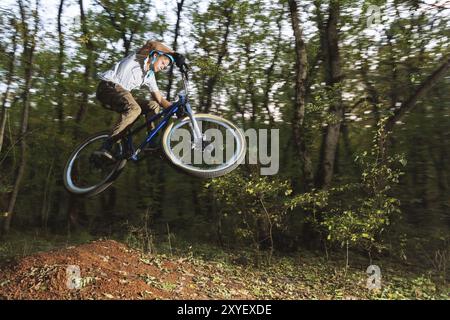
0,240,253,300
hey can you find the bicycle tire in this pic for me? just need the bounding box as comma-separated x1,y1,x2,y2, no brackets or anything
161,114,246,178
63,131,127,197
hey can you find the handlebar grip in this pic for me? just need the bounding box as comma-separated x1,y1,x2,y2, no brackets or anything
180,63,190,80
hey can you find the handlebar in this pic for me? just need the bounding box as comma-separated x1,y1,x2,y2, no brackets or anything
170,63,190,119
180,66,190,103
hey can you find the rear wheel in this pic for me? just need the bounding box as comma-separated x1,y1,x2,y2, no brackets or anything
63,131,127,197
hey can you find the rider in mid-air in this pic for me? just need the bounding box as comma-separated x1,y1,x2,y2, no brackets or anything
94,40,186,160
63,41,245,197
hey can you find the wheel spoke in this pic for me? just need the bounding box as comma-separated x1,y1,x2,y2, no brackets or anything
163,115,245,177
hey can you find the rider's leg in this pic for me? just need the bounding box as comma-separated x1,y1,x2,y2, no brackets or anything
109,97,141,141
136,99,162,151
136,99,161,131
95,81,142,159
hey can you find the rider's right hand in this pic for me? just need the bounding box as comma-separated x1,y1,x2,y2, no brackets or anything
175,106,185,119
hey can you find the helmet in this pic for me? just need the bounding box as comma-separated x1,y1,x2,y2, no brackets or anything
139,40,187,69
144,50,175,73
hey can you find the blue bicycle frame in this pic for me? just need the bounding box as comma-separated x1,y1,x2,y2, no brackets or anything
123,95,179,161
124,75,202,162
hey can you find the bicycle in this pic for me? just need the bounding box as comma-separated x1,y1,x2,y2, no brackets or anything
63,70,246,197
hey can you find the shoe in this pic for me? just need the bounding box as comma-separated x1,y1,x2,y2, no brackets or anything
92,138,116,161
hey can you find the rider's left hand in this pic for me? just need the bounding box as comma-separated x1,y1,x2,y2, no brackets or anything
173,52,186,69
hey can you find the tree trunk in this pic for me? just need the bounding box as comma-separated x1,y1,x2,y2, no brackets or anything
202,7,232,113
0,106,6,155
288,0,314,190
65,0,98,235
0,19,18,154
2,0,39,235
359,54,380,125
261,11,283,126
316,0,343,189
166,0,184,101
387,32,399,119
56,0,65,132
244,39,258,126
40,159,54,233
65,0,93,234
77,0,95,124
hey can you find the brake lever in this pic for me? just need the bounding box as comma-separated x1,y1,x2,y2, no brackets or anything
181,63,190,80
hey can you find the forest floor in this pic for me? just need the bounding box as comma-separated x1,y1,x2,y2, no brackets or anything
0,239,448,300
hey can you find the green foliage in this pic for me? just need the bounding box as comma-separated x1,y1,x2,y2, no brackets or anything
307,84,345,125
291,118,405,253
205,168,294,253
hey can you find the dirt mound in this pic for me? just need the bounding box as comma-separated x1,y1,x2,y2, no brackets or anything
0,240,252,300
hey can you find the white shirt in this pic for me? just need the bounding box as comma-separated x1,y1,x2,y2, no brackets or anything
98,52,159,93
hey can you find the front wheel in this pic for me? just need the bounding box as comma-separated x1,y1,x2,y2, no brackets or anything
162,114,246,178
63,131,127,197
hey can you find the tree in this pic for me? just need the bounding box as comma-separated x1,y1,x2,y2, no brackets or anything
77,0,97,124
2,0,39,235
288,0,314,190
191,0,235,113
0,18,18,154
315,0,343,189
165,0,184,101
261,9,283,126
384,54,450,133
94,0,152,57
55,0,65,132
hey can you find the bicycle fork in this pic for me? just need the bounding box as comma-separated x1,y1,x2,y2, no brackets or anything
185,102,203,149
